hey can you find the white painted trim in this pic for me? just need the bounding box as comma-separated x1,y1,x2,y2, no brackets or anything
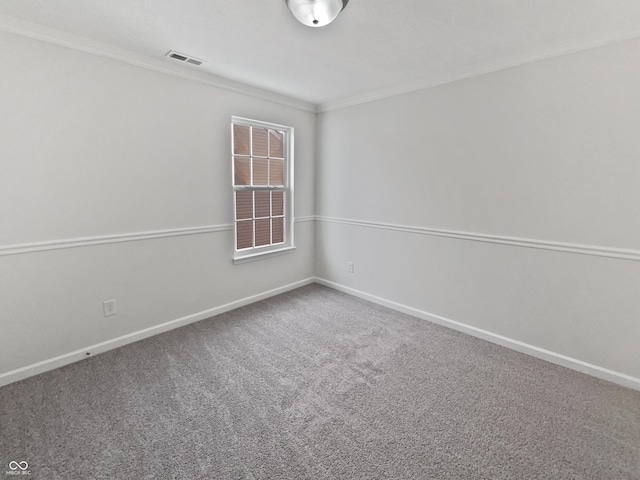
314,278,640,392
0,224,233,257
6,12,640,116
0,15,316,113
318,31,640,112
233,246,296,264
4,11,640,115
0,277,316,388
231,116,296,261
316,216,640,262
0,217,315,257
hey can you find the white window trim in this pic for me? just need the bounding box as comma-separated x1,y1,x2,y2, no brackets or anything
231,116,295,264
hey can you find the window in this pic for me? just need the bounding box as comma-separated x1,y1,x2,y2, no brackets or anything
232,117,294,263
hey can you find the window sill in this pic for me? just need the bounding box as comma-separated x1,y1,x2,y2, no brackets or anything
233,246,296,264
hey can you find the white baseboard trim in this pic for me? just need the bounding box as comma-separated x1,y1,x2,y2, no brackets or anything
314,277,640,392
0,277,315,388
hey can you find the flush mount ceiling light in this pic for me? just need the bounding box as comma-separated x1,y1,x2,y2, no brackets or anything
285,0,349,27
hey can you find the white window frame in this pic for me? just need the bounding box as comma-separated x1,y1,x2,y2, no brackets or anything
231,116,295,264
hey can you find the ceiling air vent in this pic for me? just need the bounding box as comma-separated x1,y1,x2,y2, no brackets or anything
166,50,205,66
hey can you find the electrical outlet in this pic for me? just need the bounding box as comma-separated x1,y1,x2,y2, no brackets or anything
347,261,355,273
103,299,117,317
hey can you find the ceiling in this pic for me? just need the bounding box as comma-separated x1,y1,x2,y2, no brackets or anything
2,0,640,108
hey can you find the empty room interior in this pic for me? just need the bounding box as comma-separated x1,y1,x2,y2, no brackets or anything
1,1,639,478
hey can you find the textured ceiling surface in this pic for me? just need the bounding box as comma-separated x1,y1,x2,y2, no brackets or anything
1,0,640,106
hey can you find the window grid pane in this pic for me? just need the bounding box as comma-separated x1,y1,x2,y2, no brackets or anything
233,125,250,155
269,130,284,158
272,217,284,244
270,160,284,186
272,191,284,216
236,191,253,220
233,120,290,252
255,219,271,247
255,191,270,218
252,127,269,157
234,157,250,186
253,158,268,185
236,220,253,250
234,189,286,250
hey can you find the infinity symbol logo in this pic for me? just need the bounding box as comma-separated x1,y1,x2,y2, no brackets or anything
8,461,29,471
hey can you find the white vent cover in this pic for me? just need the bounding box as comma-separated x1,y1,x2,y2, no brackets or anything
166,50,205,66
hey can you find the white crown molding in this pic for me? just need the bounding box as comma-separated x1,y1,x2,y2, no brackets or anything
0,277,316,387
316,216,640,262
318,31,640,113
0,14,317,113
315,278,640,392
4,13,640,115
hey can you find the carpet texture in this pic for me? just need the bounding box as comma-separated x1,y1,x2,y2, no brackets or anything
1,284,639,479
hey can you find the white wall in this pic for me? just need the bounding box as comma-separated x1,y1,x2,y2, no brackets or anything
0,31,316,380
2,26,639,389
316,38,640,382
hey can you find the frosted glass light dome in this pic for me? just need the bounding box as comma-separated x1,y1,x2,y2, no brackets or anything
285,0,349,27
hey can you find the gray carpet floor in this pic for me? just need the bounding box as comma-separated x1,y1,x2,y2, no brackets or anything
1,284,639,479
